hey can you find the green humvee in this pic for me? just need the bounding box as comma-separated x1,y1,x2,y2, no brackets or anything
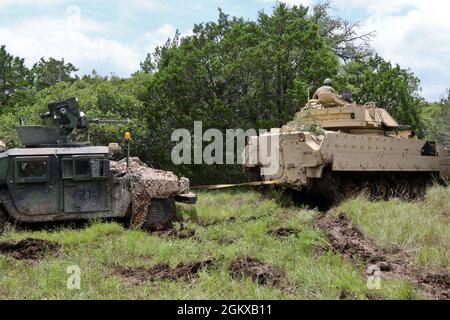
0,98,195,231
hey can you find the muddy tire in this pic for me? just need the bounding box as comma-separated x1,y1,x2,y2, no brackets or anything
143,198,176,231
0,208,8,236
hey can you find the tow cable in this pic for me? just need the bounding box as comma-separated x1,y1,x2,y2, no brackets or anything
191,180,281,190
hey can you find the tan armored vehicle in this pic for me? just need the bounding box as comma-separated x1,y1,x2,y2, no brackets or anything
245,100,450,199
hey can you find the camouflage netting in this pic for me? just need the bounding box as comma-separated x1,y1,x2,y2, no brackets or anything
281,113,305,132
110,158,189,228
281,107,325,136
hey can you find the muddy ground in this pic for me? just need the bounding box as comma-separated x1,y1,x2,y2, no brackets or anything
315,212,449,300
115,257,215,284
152,227,196,240
266,227,300,238
0,238,61,260
229,256,285,287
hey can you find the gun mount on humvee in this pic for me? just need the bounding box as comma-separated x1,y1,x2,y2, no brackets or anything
0,98,196,232
244,100,450,200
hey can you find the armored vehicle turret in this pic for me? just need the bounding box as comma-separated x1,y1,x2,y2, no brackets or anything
0,98,196,232
244,101,450,199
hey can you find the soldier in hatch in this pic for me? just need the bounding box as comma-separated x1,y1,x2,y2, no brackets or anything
312,78,347,108
312,78,336,99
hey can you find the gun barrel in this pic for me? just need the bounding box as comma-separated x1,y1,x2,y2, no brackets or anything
89,118,130,125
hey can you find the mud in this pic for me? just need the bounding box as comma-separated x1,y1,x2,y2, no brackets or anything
316,212,450,300
266,227,300,238
0,238,61,260
111,158,189,229
229,256,284,287
339,289,357,300
115,257,215,284
419,273,450,300
198,214,271,228
315,212,386,264
152,228,196,240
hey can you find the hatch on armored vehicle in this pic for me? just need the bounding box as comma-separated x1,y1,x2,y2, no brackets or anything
0,98,196,232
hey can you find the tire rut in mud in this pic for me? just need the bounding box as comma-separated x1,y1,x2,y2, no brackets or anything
265,227,300,238
197,213,271,228
152,227,196,240
315,212,449,300
229,256,285,287
114,257,216,284
0,238,61,260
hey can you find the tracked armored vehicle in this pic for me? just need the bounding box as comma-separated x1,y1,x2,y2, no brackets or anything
0,98,196,232
245,101,450,199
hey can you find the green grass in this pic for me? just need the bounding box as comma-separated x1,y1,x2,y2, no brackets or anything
0,187,439,299
338,186,450,273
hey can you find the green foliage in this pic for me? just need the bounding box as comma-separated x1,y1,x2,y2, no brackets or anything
0,4,445,184
339,186,450,273
0,45,33,111
32,57,78,90
310,2,374,61
0,74,153,162
421,91,450,149
335,55,425,131
142,4,343,182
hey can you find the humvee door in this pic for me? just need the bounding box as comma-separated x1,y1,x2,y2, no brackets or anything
61,156,109,213
8,156,59,215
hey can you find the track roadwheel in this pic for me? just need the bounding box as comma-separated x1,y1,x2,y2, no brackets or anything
359,182,372,198
340,181,358,199
369,180,390,200
395,179,410,199
409,180,426,200
376,180,391,200
143,198,176,231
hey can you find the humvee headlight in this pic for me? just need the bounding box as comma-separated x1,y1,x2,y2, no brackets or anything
298,133,306,142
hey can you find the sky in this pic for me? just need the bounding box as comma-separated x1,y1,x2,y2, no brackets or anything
0,0,449,102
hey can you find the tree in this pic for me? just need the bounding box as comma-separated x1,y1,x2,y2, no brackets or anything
32,57,78,90
0,45,32,110
421,91,450,149
139,4,344,183
335,55,425,130
310,1,374,62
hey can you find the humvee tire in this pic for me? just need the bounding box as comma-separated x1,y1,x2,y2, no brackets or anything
0,208,8,236
143,198,176,231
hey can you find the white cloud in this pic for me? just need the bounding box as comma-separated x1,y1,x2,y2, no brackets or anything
117,0,171,15
260,0,314,7
356,0,450,101
0,0,64,7
0,7,180,77
135,24,177,54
